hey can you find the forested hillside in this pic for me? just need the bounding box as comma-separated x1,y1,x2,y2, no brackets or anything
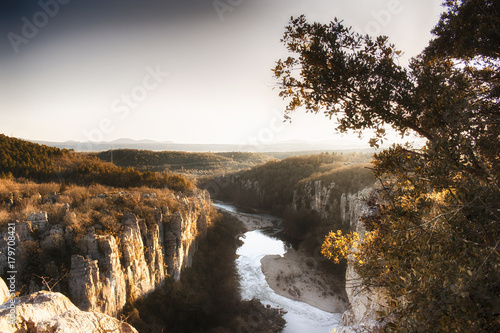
204,153,375,251
207,152,373,214
91,149,275,174
0,134,68,180
0,135,193,192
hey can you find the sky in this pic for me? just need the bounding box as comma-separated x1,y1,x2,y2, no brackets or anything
0,0,444,149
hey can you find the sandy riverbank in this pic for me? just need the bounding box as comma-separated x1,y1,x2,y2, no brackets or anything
223,210,279,231
260,249,349,313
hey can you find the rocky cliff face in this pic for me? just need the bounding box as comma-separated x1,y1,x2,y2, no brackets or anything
332,187,387,333
0,189,212,318
292,180,371,229
292,181,387,332
0,288,138,333
68,190,212,316
293,180,338,221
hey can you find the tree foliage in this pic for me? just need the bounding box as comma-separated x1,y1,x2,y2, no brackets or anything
274,1,499,331
427,0,500,59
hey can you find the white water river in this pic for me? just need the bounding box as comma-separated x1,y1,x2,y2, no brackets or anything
214,202,342,333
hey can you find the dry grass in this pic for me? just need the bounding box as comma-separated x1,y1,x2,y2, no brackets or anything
0,179,15,199
0,179,58,200
18,203,38,220
86,184,110,197
40,203,67,225
65,185,89,204
36,182,60,196
0,178,209,241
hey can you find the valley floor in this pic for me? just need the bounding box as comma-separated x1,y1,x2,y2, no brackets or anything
218,202,349,315
261,250,348,313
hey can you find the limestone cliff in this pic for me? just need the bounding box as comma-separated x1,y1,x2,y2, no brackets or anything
293,180,339,221
333,187,387,333
67,190,212,316
292,180,371,229
0,289,138,333
292,182,387,332
219,173,386,331
0,189,213,318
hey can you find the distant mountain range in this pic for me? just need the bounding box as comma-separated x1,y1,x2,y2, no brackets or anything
31,139,375,153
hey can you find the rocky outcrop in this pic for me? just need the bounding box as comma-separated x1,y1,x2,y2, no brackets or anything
27,212,49,234
0,290,138,333
119,213,157,299
293,183,387,331
164,207,203,281
334,263,386,333
293,180,339,221
0,189,213,319
292,180,373,228
67,191,212,316
67,232,128,317
333,187,387,333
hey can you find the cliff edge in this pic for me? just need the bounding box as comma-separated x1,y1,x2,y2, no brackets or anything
0,188,213,318
0,286,138,333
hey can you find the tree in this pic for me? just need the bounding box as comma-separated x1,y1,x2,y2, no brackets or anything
274,1,499,331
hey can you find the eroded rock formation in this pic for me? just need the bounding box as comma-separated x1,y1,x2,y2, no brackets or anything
0,189,213,318
67,191,211,315
0,289,138,333
292,180,372,229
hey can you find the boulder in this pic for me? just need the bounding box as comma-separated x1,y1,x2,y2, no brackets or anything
0,291,138,333
27,212,48,234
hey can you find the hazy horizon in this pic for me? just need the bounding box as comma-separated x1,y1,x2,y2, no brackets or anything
27,136,383,153
1,0,442,149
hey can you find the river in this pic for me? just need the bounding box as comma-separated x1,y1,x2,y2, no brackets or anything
214,202,342,333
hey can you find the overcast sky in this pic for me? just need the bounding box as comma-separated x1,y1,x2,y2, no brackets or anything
0,0,444,148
